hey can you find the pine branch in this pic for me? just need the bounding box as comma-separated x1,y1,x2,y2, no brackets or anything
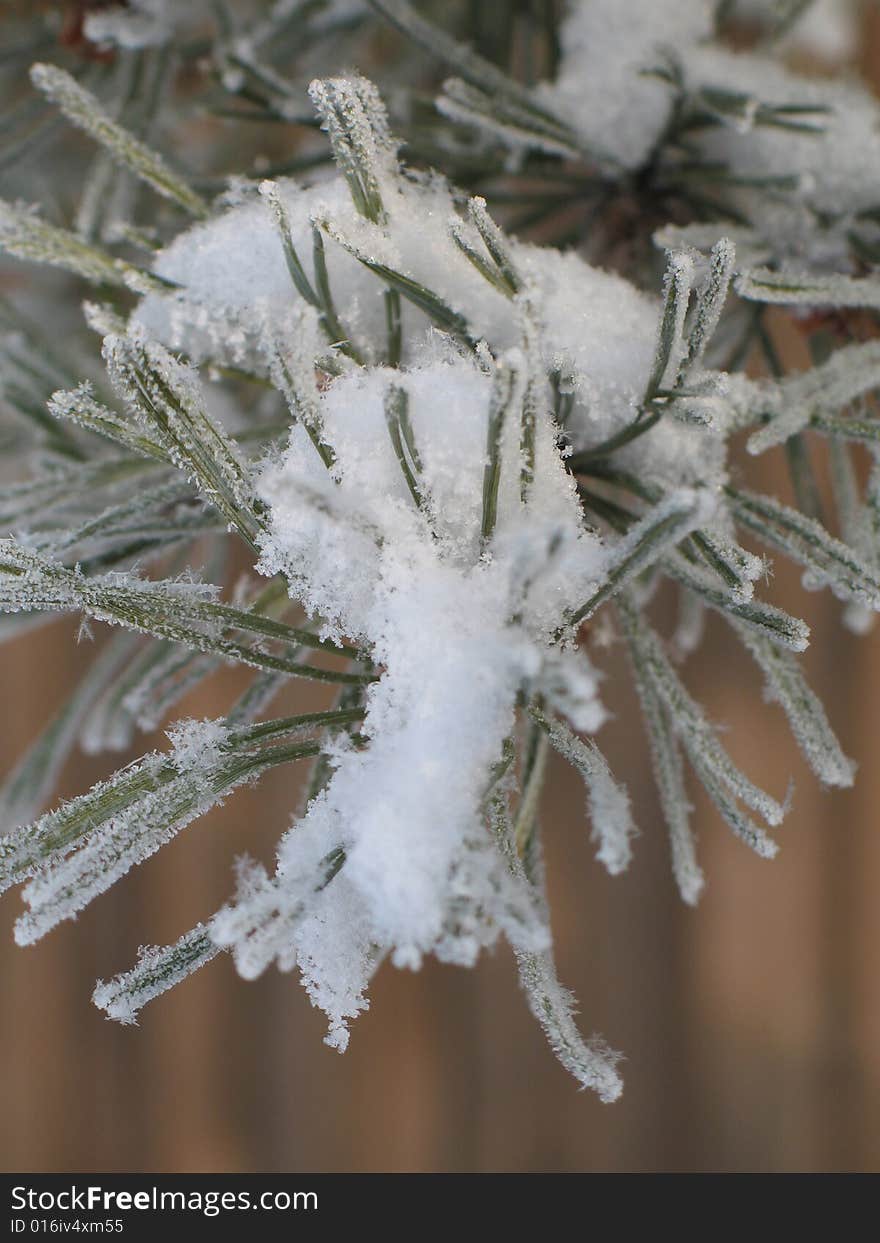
103,333,269,551
3,8,880,1097
0,540,371,683
31,64,209,219
93,924,221,1025
736,268,880,310
0,200,171,293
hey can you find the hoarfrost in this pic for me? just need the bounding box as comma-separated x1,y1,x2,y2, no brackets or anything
211,354,614,1044
535,0,715,171
8,41,870,1096
133,164,735,495
134,172,660,441
83,1,194,50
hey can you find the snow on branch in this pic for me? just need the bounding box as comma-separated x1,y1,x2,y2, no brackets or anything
1,10,878,1097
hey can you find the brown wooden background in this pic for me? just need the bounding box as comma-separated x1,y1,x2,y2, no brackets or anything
2,2,880,1177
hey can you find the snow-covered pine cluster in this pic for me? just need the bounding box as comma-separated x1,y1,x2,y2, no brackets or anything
1,0,879,1101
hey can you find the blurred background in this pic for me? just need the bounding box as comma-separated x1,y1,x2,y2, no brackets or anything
1,0,880,1173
